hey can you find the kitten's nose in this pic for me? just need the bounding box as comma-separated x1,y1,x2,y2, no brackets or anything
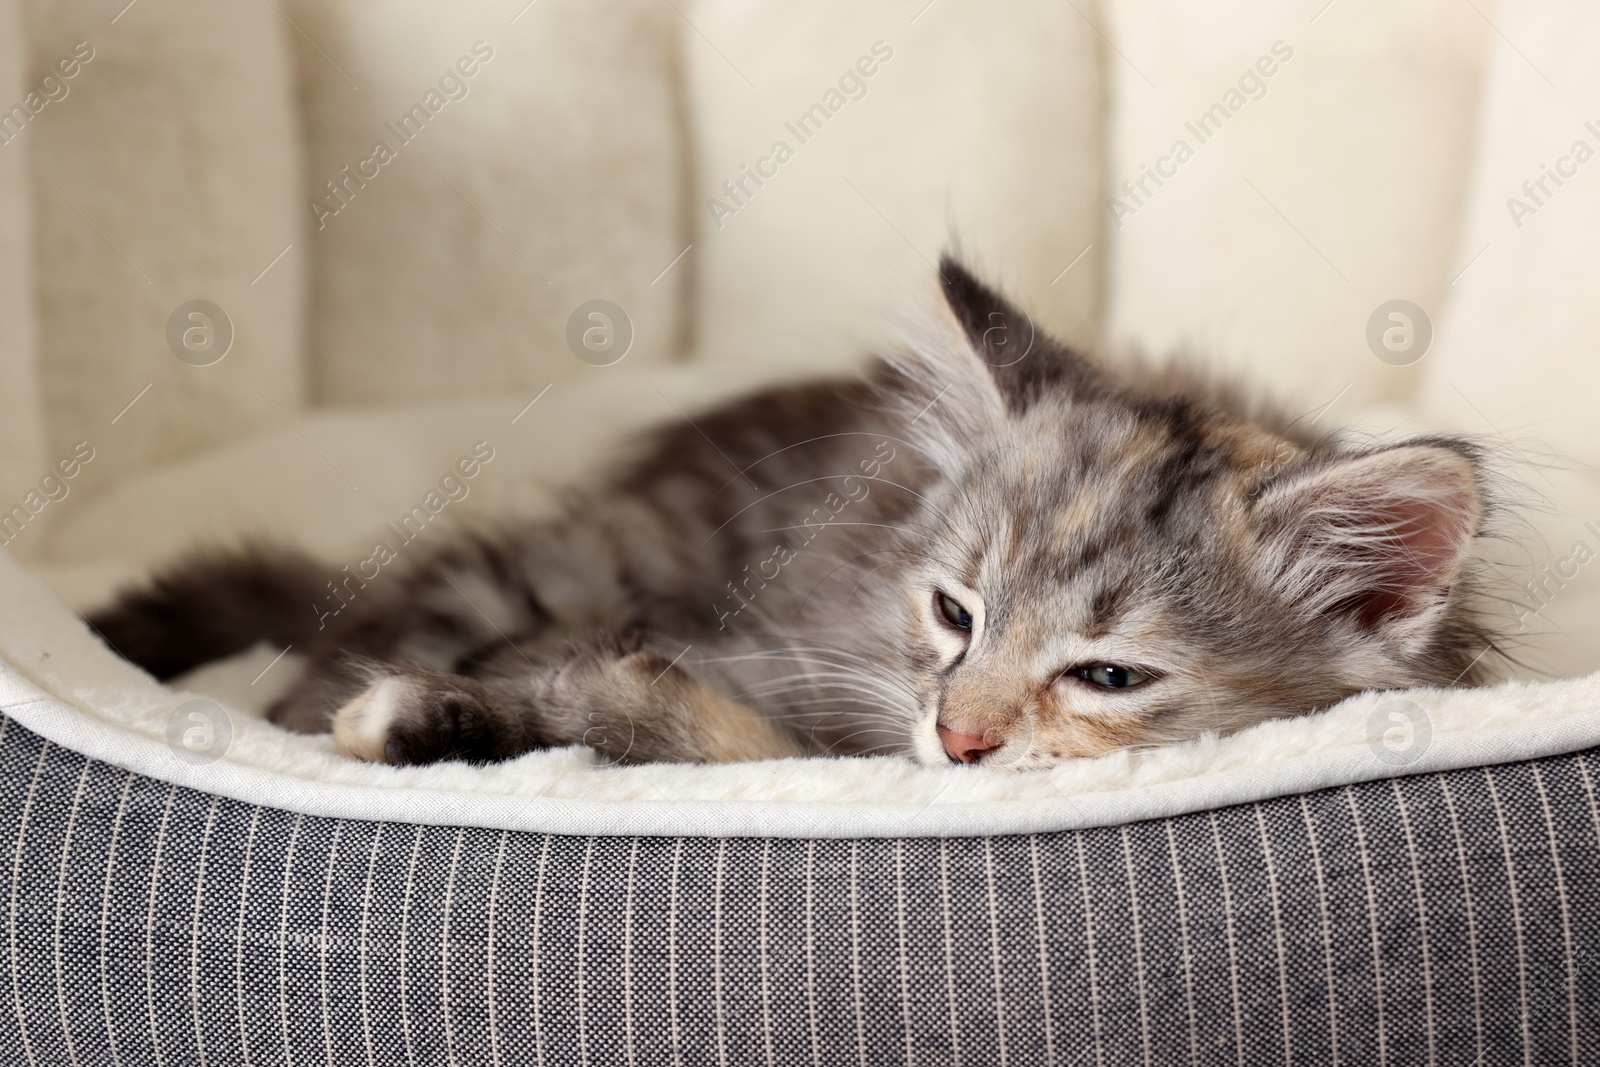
938,724,1004,765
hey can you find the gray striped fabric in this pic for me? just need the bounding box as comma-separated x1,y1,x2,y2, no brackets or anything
2,712,1597,1066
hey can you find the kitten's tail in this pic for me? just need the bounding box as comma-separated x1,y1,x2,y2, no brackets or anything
87,543,332,680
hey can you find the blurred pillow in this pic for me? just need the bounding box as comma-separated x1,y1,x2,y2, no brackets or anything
282,0,689,406
1421,0,1600,471
0,0,44,514
1102,0,1486,410
1420,0,1600,681
21,0,306,495
684,0,1104,374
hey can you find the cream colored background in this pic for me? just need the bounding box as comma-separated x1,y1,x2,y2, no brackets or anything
1,0,1598,681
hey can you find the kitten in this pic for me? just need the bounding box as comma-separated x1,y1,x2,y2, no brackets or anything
89,257,1500,769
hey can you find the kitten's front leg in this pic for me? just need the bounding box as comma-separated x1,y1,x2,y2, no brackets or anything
333,638,807,766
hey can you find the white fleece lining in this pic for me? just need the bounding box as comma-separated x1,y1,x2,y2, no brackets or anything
4,551,1600,838
6,668,1600,839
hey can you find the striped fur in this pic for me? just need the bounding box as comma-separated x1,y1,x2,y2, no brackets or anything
88,257,1504,768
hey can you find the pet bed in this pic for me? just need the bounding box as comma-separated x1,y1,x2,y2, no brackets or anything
7,0,1600,1063
4,549,1600,1065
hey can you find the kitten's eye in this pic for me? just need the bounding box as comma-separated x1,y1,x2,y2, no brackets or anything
1073,664,1151,689
937,592,973,631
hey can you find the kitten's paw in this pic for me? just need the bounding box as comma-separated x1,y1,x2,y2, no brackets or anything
332,672,502,766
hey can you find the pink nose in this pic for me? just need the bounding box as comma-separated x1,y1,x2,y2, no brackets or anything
938,724,1004,765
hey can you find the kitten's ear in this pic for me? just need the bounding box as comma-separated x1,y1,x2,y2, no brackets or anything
935,254,1099,412
1253,443,1482,641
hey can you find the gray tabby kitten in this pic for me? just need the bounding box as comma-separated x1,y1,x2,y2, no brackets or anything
90,258,1499,769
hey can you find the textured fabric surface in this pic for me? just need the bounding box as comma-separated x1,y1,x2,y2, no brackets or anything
22,0,308,494
280,0,690,407
4,714,1597,1065
685,0,1104,376
1102,0,1487,409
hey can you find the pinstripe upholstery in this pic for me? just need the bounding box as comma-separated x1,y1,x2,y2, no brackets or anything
3,713,1597,1066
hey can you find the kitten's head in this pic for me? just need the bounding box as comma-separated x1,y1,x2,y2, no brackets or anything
891,257,1495,769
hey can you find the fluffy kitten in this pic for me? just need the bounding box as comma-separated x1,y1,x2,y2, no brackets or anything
89,258,1500,769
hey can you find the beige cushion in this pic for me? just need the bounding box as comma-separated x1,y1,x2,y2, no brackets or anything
0,0,44,510
1102,0,1487,409
1421,0,1600,469
281,0,688,406
21,0,306,496
684,0,1105,375
1417,0,1600,682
